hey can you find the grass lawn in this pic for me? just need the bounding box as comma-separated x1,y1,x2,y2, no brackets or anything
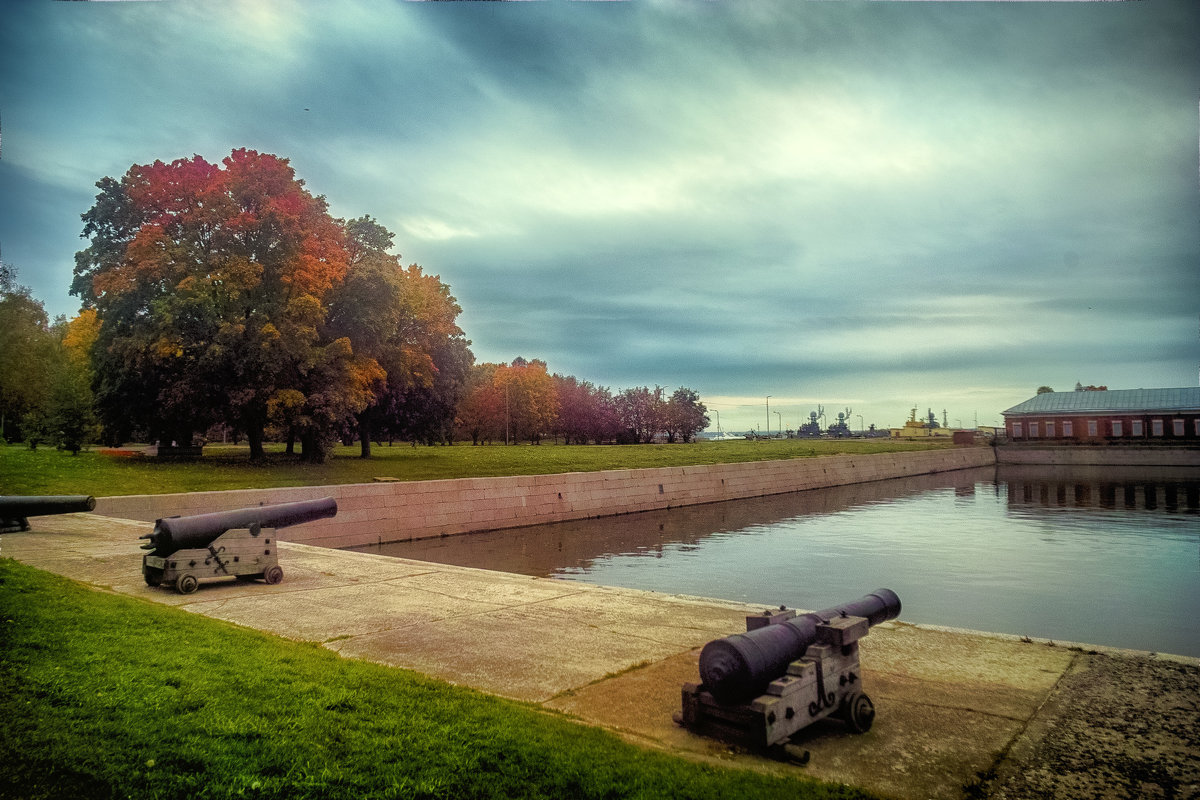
0,559,876,800
0,438,954,496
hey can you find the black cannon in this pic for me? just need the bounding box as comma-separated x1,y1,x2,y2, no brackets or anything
140,497,337,594
676,589,901,759
0,495,97,533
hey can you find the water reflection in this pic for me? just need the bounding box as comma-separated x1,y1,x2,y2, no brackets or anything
999,464,1200,514
350,465,1200,657
351,468,992,576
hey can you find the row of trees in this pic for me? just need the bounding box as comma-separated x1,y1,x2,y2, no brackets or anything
4,148,709,460
456,359,709,445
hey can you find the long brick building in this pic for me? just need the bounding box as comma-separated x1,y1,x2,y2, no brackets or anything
1002,387,1200,444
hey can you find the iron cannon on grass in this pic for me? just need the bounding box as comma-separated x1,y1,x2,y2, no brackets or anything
0,495,97,533
140,497,337,594
675,589,901,761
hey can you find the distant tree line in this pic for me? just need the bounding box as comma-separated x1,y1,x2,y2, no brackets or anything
1,148,708,461
456,360,708,446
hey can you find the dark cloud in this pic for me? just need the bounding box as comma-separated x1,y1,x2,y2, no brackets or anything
1,0,1197,430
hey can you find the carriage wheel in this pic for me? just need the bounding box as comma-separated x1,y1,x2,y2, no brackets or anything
842,692,875,734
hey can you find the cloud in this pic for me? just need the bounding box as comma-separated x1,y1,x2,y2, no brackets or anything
1,0,1196,433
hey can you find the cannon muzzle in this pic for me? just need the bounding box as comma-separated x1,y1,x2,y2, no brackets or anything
1,495,97,532
139,497,338,556
698,589,901,703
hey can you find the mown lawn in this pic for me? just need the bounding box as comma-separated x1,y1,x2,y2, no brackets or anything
0,438,953,496
0,559,875,800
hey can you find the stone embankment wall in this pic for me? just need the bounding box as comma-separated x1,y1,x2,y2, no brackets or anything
997,445,1199,467
95,447,996,549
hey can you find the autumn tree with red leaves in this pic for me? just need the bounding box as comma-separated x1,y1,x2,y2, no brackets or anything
73,149,381,461
552,374,623,444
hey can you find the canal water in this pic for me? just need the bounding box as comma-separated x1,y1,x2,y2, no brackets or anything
349,464,1200,657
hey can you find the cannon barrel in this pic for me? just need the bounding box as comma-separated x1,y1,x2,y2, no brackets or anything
1,495,97,532
139,497,338,556
698,589,901,704
0,495,97,516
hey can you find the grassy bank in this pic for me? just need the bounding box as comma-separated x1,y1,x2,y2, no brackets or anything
0,439,953,496
0,559,873,800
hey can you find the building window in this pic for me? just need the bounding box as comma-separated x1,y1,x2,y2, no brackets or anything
1173,419,1185,437
1062,420,1073,437
1152,419,1164,436
1045,421,1055,437
1030,422,1039,438
1111,420,1123,437
1012,422,1023,438
1194,419,1200,437
1131,419,1143,436
1087,420,1098,437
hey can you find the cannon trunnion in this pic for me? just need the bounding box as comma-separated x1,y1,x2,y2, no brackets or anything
140,498,337,594
675,590,900,760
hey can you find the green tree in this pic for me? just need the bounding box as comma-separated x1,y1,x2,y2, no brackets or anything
615,386,666,444
0,269,57,442
664,386,709,443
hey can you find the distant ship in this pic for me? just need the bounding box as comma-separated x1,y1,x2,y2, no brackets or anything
891,407,953,438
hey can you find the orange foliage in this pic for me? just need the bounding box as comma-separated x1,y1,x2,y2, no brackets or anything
62,309,100,366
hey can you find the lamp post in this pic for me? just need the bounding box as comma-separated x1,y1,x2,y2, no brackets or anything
774,411,782,437
766,396,772,437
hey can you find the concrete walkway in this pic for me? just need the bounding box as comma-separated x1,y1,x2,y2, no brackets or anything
4,513,1197,800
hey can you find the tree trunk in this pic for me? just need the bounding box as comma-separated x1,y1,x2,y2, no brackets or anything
247,422,266,462
358,414,372,459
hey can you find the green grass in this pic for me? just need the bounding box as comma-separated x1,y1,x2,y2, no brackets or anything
0,439,954,496
0,559,876,800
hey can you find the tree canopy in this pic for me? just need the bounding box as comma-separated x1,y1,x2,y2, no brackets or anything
72,149,469,461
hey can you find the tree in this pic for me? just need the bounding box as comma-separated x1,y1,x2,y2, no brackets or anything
327,216,473,455
615,386,666,444
493,359,558,444
0,273,57,442
552,375,623,444
0,297,100,452
456,363,505,445
664,386,709,443
1036,386,1054,395
73,149,366,461
47,312,102,453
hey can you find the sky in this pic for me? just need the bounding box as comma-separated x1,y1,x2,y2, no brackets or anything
1,0,1197,434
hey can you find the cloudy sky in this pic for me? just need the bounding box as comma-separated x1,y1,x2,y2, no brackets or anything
2,0,1197,433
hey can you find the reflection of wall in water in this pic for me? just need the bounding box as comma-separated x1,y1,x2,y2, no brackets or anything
997,464,1200,513
351,467,993,577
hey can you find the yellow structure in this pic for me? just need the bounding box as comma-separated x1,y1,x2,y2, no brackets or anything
890,407,954,439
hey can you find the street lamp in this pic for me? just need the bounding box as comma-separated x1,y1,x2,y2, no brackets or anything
766,396,772,437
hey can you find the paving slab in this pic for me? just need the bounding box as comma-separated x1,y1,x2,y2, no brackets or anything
2,513,1196,800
